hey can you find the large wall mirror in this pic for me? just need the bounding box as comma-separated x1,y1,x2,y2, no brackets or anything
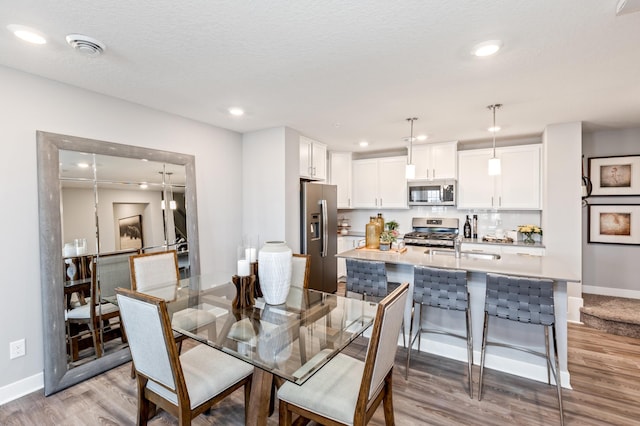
37,131,200,395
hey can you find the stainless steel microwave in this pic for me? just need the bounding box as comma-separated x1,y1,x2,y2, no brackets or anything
407,181,456,206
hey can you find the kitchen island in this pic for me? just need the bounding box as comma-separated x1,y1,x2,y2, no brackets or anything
337,246,580,388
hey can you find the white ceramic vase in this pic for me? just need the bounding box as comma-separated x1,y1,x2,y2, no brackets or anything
258,241,292,305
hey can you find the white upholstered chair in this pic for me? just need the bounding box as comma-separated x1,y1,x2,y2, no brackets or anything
277,282,409,426
116,288,253,425
290,253,311,290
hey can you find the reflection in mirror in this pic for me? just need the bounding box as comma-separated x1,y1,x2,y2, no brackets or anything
38,131,199,395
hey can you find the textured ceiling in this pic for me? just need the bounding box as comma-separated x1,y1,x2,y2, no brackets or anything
2,0,640,152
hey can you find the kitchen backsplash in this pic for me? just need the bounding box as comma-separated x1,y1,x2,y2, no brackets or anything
339,207,541,240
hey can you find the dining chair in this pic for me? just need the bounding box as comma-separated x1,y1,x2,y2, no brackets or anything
406,266,472,397
277,282,409,426
129,250,223,377
115,287,253,425
478,273,564,425
65,252,131,360
291,253,311,289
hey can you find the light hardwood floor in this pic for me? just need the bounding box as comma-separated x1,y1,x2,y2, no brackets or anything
1,323,639,425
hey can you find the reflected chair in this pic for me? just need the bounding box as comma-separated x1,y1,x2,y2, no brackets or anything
278,283,409,426
406,266,472,397
115,288,253,425
478,273,563,425
291,253,311,290
66,251,131,360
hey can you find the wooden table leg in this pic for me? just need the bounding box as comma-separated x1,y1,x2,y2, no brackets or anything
246,367,273,426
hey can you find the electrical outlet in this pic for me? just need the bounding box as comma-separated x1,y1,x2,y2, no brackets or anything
10,339,25,359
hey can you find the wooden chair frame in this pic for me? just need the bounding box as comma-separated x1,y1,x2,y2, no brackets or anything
129,249,180,291
116,287,252,425
279,283,409,426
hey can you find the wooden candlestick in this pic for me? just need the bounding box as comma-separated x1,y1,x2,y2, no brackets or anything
250,262,263,298
232,274,255,310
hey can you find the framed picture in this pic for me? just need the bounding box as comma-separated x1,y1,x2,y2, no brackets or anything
589,155,640,196
588,204,640,245
118,215,144,250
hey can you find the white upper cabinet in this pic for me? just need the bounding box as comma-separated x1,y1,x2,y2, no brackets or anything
411,141,458,180
329,151,353,208
299,136,327,180
352,156,407,209
457,144,542,210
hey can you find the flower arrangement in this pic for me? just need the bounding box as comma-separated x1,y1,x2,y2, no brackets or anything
517,224,542,244
380,220,400,243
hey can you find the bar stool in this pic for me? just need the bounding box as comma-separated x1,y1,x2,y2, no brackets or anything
478,273,564,425
345,258,405,346
406,265,472,398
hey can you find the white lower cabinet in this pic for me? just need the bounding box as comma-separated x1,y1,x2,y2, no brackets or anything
462,242,545,256
337,236,362,280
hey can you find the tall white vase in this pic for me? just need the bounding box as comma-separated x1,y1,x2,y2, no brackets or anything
258,241,292,305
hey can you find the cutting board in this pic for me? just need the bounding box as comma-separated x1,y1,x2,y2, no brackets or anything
355,246,407,254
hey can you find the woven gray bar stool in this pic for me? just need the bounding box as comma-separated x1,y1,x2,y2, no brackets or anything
479,273,564,425
345,258,405,345
406,265,472,398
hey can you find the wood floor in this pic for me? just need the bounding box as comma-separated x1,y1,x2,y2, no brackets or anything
1,323,639,425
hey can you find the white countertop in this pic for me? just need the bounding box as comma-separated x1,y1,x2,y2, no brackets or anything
337,246,579,282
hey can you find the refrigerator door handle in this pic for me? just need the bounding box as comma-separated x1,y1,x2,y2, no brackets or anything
321,199,328,257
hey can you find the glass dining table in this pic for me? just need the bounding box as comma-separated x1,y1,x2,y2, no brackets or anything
129,273,378,425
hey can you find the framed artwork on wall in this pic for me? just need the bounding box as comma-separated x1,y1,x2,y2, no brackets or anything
118,214,143,249
589,155,640,196
588,204,640,245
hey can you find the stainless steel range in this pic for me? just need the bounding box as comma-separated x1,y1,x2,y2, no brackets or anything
403,217,460,248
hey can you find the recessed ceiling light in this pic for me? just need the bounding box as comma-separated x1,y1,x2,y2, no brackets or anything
7,25,46,44
77,162,89,168
488,126,501,132
472,40,502,57
359,141,369,147
416,134,428,141
228,107,244,116
139,183,148,189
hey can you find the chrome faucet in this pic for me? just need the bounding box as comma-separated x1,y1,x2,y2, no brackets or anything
454,236,463,258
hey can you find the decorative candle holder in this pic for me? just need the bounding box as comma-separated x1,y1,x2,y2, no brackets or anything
232,274,256,310
250,261,263,298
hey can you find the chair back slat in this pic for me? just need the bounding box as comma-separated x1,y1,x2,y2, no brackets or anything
116,289,179,391
485,273,555,325
414,266,468,311
130,250,180,292
346,258,388,298
360,283,409,402
291,254,310,289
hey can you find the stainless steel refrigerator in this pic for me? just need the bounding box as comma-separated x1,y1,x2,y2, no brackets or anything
300,181,337,293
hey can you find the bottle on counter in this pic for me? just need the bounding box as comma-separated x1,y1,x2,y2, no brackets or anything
376,213,384,233
464,215,472,238
472,215,478,239
366,216,381,249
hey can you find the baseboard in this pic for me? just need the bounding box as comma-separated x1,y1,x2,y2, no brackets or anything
0,373,43,406
582,285,640,299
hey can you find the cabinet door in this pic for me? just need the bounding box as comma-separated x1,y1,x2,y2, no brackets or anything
496,145,541,209
431,142,457,179
377,157,408,208
502,245,545,256
457,149,494,208
312,142,327,180
352,159,379,208
329,152,352,208
411,144,431,180
299,137,313,178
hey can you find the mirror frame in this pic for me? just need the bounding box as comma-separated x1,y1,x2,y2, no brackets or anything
37,131,201,395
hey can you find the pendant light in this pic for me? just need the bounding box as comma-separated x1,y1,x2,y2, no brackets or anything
405,117,418,179
487,104,502,176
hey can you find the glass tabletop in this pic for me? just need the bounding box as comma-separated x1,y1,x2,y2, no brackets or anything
138,274,378,385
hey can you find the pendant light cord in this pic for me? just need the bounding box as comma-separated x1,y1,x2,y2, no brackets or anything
406,117,418,164
488,104,501,157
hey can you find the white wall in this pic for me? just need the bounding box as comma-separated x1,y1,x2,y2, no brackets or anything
543,122,583,321
242,126,302,252
0,65,243,401
582,127,640,297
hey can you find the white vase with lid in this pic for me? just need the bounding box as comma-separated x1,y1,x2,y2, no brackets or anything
258,241,292,305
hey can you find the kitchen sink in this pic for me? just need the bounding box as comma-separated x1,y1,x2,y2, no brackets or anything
424,248,501,260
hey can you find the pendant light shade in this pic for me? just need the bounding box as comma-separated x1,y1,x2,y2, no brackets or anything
405,117,418,179
487,104,502,176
